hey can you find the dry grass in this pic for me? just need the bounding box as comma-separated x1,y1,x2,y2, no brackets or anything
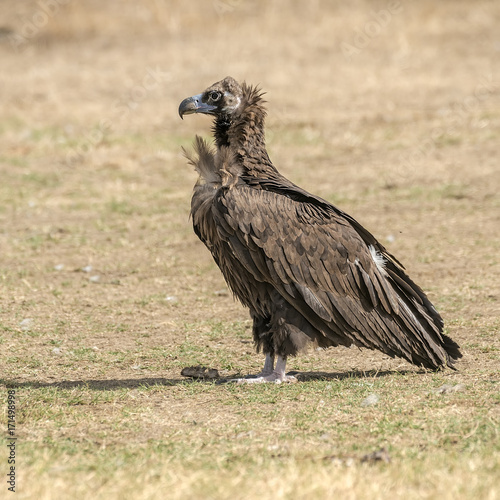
0,1,499,499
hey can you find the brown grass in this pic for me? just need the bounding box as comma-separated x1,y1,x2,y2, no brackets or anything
0,1,499,499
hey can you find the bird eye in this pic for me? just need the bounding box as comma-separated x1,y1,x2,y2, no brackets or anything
209,91,221,102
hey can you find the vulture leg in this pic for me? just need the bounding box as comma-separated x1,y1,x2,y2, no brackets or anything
257,353,275,376
235,355,297,384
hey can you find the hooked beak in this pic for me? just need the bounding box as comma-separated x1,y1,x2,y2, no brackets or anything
178,93,217,119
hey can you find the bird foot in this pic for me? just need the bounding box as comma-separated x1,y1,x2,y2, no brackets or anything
224,354,296,384
234,372,297,384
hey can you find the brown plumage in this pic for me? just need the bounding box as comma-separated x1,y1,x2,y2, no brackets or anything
179,76,462,383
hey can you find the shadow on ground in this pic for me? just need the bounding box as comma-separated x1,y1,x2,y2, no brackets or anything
0,369,422,390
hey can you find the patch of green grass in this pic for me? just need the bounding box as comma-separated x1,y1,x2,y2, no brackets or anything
70,347,99,362
0,322,17,333
23,171,62,188
0,155,29,167
107,199,138,215
387,182,471,203
2,376,499,499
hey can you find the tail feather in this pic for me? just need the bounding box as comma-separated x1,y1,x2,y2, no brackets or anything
389,269,462,370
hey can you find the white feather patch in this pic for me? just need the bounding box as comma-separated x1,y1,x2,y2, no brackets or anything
222,94,241,113
369,245,387,274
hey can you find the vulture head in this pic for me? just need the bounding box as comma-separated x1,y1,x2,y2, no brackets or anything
179,76,243,120
180,76,267,155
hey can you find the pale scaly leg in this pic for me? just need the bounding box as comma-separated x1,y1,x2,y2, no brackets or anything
235,355,297,384
228,353,273,383
257,353,275,376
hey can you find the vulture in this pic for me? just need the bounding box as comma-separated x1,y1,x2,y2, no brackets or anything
178,76,462,383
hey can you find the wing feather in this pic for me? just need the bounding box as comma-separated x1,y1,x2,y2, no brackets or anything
213,187,405,348
209,183,455,368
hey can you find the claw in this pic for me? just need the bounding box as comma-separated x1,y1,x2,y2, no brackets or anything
235,373,297,384
229,354,296,384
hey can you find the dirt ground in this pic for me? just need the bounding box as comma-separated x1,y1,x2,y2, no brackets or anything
0,1,499,499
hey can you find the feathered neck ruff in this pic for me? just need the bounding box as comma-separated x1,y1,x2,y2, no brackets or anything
213,83,269,163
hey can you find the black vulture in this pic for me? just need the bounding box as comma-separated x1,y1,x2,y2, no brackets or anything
178,76,462,383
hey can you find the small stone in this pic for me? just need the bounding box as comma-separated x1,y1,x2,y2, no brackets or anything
236,431,254,439
386,234,395,243
19,318,33,331
52,347,62,356
330,457,343,467
361,393,380,407
434,383,466,394
165,295,177,303
82,265,92,273
214,289,229,296
54,264,64,271
89,275,100,283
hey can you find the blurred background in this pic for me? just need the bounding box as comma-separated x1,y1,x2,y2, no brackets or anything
0,0,498,374
2,0,497,174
